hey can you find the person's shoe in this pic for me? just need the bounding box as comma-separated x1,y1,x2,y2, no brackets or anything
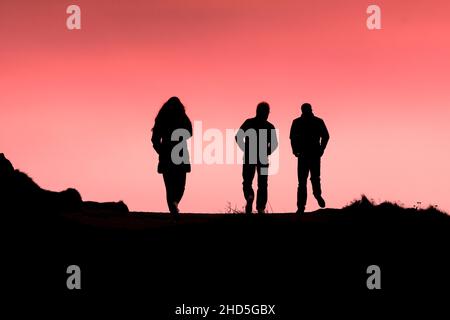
257,208,265,215
316,196,326,208
170,201,180,215
296,207,305,214
245,195,254,214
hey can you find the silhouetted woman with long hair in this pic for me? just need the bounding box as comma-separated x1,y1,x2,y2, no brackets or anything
152,97,192,215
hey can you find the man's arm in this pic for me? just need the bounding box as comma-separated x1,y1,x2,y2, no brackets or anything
320,120,330,156
268,125,278,155
235,120,248,152
289,120,300,156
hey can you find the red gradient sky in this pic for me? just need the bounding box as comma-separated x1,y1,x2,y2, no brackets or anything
1,0,449,213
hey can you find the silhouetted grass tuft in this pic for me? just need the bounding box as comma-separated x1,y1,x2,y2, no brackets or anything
342,194,448,220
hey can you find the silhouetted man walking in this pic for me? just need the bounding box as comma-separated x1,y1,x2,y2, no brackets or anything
290,103,329,214
236,102,278,214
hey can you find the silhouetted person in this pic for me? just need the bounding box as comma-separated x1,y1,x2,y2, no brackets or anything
152,97,192,216
235,102,278,214
290,103,329,214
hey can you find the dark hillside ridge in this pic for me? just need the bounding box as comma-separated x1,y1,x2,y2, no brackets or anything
3,153,449,316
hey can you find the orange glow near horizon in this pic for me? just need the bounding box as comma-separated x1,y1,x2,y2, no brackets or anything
1,0,449,213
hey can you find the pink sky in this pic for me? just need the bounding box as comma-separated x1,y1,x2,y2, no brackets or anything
1,0,449,213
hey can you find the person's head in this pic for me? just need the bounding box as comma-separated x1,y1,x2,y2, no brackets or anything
155,96,187,125
163,96,185,115
256,102,270,120
301,103,313,116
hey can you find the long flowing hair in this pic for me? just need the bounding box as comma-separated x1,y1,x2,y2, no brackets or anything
153,96,189,131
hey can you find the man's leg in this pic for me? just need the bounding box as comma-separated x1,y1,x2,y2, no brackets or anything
297,156,309,213
310,157,325,208
256,165,268,214
242,164,256,214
